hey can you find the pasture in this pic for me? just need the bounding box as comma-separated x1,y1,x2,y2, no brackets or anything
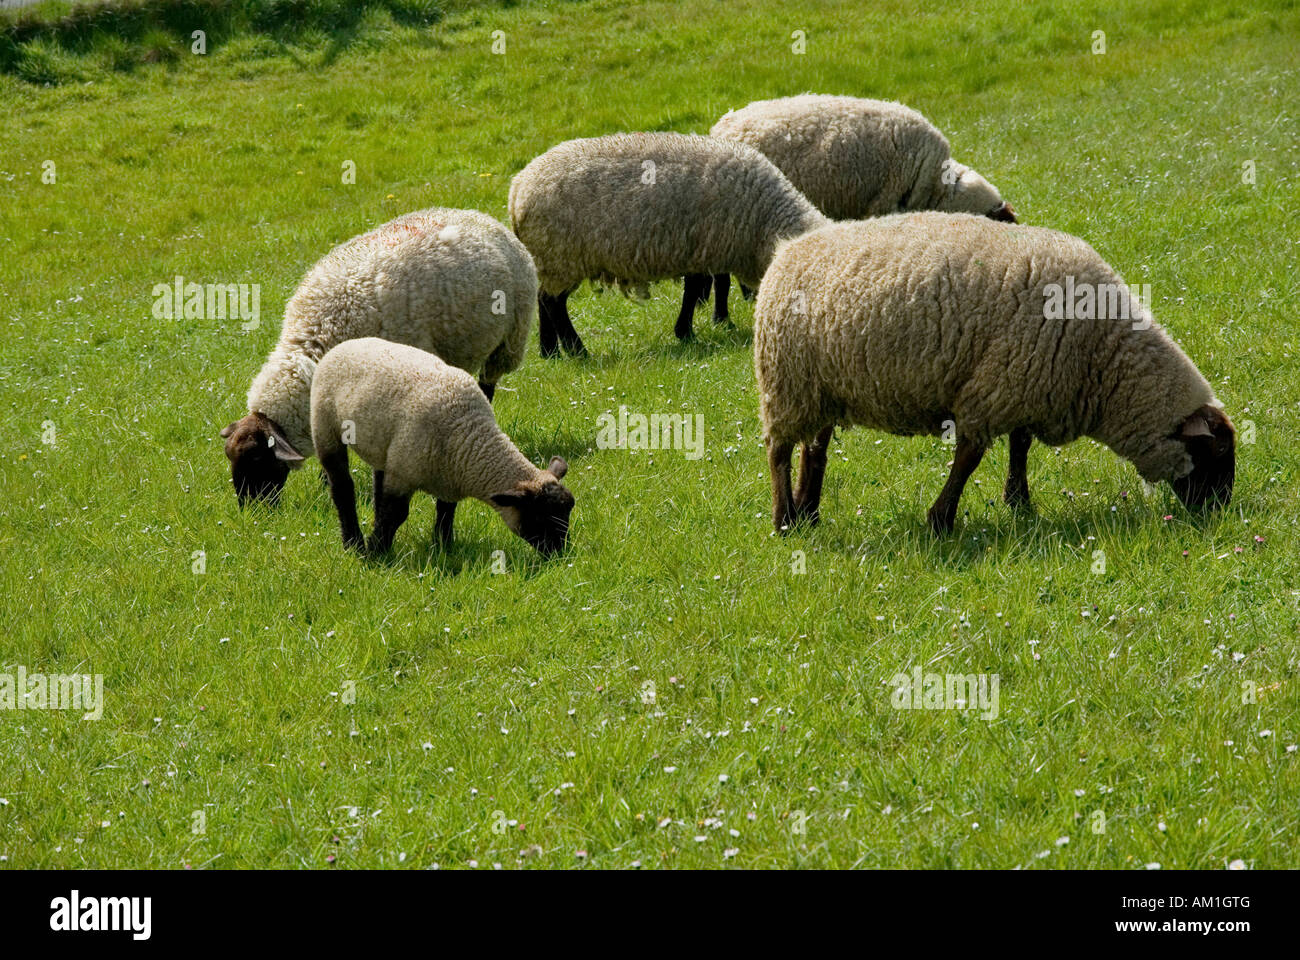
0,0,1297,868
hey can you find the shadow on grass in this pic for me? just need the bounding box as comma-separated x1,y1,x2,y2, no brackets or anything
540,322,754,371
362,528,567,579
1,0,457,82
781,494,1237,570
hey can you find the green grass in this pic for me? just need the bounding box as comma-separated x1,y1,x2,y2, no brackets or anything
1,0,1298,869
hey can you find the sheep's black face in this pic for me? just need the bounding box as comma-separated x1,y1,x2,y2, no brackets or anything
1170,405,1235,510
489,456,574,556
517,482,575,556
220,412,305,507
987,202,1018,223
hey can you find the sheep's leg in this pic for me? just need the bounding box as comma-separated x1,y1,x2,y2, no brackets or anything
1004,428,1032,509
928,436,986,534
434,499,456,547
711,274,731,324
538,292,561,358
478,380,496,403
767,438,797,532
367,488,411,555
321,448,363,551
793,426,834,524
739,282,755,301
552,290,588,357
676,274,710,340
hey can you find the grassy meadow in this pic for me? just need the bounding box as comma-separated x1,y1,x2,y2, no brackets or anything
1,0,1298,868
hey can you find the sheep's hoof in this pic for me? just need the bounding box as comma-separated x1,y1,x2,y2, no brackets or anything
562,340,589,358
1003,487,1032,510
927,507,956,535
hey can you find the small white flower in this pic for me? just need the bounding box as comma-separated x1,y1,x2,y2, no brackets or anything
1227,859,1246,870
1145,862,1161,870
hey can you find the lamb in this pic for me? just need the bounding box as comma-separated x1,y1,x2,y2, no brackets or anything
220,207,537,506
310,338,574,556
508,132,828,355
754,212,1235,534
709,95,1017,317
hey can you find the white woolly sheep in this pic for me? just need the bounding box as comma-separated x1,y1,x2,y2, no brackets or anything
508,132,828,355
221,207,537,506
710,95,1017,315
311,338,574,556
711,95,1016,221
754,213,1235,534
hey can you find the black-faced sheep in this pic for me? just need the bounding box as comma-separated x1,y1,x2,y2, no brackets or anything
754,213,1235,534
310,338,574,556
221,208,536,506
508,132,828,355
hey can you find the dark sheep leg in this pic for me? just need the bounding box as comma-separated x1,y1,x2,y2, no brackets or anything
928,435,986,534
538,292,561,358
1004,427,1032,509
321,448,362,551
434,499,457,547
675,274,711,340
553,290,588,357
767,438,797,532
711,274,732,324
367,488,411,555
793,426,835,525
478,380,496,403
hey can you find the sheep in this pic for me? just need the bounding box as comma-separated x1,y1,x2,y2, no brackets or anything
709,94,1017,317
220,207,537,506
310,338,574,556
754,212,1235,534
508,132,828,355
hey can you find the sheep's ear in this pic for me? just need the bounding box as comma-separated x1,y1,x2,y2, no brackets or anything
547,456,569,480
1180,414,1213,439
265,421,306,464
490,492,527,508
220,421,238,439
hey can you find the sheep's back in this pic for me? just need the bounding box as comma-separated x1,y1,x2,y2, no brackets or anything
757,213,1124,444
711,96,949,219
285,209,523,373
509,133,820,290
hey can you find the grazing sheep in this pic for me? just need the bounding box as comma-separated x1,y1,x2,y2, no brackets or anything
220,208,537,506
709,95,1017,317
311,338,574,556
754,213,1235,534
508,132,828,355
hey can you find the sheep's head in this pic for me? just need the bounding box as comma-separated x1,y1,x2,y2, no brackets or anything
220,412,305,507
489,457,574,556
940,161,1017,223
1169,405,1235,509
